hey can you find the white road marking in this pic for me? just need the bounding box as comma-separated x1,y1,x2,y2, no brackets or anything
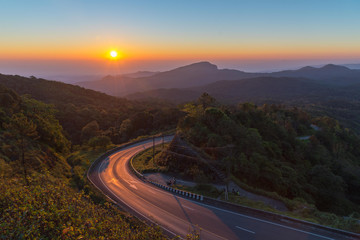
182,205,195,211
110,180,124,189
123,179,138,190
235,226,255,234
194,202,336,240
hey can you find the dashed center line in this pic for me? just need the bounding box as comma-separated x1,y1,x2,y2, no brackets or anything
130,184,137,189
124,179,138,189
182,205,195,211
235,226,255,234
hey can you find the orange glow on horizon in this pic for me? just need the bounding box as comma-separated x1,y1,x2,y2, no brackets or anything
1,43,360,61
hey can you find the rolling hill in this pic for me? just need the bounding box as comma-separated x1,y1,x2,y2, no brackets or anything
77,62,262,96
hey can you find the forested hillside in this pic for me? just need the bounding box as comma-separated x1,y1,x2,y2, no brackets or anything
0,82,184,239
177,94,360,216
0,84,71,180
0,74,182,145
128,78,360,134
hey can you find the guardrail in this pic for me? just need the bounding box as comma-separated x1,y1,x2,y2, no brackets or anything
148,180,204,201
129,155,144,179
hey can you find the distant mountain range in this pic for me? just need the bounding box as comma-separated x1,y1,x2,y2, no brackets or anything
76,62,258,96
342,63,360,69
2,65,360,133
123,63,360,108
76,62,360,99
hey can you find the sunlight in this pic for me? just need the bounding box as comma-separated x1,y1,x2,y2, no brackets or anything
110,50,118,58
107,50,123,60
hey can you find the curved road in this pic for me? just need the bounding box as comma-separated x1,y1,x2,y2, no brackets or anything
88,137,356,240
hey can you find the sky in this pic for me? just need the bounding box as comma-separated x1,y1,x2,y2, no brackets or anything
1,0,360,77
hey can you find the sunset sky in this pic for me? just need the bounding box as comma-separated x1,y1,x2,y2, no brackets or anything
1,0,360,77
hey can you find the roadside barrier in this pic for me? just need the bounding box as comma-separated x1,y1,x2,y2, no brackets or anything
148,181,204,202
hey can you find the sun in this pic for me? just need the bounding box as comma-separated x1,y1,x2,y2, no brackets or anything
110,50,118,58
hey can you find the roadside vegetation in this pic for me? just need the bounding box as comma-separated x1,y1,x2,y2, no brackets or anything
132,144,169,174
0,174,166,240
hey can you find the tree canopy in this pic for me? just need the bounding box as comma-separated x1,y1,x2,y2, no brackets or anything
177,95,360,216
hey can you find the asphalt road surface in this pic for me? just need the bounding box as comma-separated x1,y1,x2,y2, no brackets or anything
88,137,358,240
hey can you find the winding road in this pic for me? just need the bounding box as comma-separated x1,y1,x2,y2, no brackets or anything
87,137,357,240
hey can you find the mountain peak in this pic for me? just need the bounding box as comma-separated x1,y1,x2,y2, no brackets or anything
176,61,218,71
321,64,350,71
298,66,316,71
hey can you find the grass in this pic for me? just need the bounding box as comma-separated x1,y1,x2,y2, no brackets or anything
66,144,118,203
174,184,222,199
132,143,169,173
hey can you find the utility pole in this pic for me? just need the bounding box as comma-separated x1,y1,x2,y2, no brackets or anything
153,136,155,160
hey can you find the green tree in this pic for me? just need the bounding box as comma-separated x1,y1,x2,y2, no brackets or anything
197,92,218,108
4,112,38,185
119,118,133,140
81,120,99,142
88,136,112,150
21,96,70,153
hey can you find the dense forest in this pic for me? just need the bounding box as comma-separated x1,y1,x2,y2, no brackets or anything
176,94,360,216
